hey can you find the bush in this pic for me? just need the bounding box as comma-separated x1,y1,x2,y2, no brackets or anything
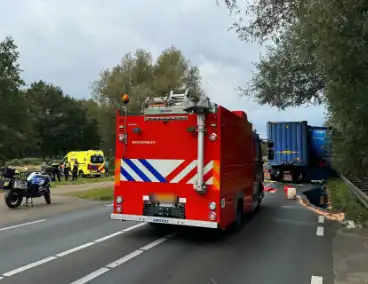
327,178,368,226
67,187,113,201
6,157,43,167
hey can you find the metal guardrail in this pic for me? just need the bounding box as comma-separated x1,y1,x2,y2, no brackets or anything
340,174,368,208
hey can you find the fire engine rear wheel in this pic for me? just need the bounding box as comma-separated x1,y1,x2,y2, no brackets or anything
234,199,243,231
78,170,84,177
256,182,263,209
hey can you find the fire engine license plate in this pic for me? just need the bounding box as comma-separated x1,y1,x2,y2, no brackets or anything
284,174,292,181
155,194,175,204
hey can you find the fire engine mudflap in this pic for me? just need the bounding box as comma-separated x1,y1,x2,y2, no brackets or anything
110,91,271,231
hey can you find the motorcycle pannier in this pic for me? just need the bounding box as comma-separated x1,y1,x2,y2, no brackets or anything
2,167,16,178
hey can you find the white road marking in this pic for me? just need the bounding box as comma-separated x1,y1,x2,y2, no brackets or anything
105,204,114,207
106,250,144,268
318,215,325,224
0,219,46,232
56,242,95,257
71,234,174,283
3,256,57,277
2,222,147,278
311,275,323,284
140,237,169,251
70,268,110,284
122,222,146,232
94,231,124,243
316,226,324,236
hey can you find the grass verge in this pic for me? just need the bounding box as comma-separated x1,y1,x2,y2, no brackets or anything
327,177,368,226
66,187,113,201
51,176,113,187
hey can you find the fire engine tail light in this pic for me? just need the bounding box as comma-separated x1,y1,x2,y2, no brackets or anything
118,134,125,142
116,196,123,204
208,133,217,141
209,202,216,210
208,211,216,221
116,205,122,213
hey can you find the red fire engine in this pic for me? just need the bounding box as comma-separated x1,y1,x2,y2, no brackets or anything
110,91,274,230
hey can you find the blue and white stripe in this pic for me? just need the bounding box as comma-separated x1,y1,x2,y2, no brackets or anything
120,159,182,183
120,159,214,184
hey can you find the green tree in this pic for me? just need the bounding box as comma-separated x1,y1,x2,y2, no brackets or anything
302,0,368,178
240,26,325,109
152,46,204,98
26,81,101,157
229,0,368,177
222,0,300,43
91,46,205,153
0,36,30,162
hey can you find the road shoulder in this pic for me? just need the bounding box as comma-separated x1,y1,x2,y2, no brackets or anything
51,181,113,195
333,227,368,284
0,181,113,228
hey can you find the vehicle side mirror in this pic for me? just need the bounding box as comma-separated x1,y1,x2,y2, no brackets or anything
268,149,274,161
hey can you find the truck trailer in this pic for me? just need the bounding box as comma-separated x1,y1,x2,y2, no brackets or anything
110,91,273,231
266,121,331,182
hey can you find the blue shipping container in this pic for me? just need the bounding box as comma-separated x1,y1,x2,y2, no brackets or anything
267,121,309,166
309,126,331,165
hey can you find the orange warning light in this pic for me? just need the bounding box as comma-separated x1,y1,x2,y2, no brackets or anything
121,94,129,104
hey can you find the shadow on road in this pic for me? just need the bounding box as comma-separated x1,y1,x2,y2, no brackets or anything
142,207,264,244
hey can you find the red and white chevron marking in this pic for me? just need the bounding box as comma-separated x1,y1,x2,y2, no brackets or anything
165,160,214,185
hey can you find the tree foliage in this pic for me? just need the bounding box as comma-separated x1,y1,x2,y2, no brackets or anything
225,0,368,177
0,35,204,164
91,46,204,153
240,26,325,109
0,37,101,163
223,0,300,43
0,37,29,162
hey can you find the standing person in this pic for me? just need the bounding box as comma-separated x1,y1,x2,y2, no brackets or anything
64,159,70,181
52,163,61,182
72,159,79,181
105,159,109,176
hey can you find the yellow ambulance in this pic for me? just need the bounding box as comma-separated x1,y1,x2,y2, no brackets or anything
62,150,106,177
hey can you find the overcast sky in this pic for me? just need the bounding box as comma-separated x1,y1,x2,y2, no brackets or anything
0,0,326,137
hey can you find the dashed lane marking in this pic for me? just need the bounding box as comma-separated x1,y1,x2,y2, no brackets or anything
311,275,323,284
70,234,175,284
0,219,46,232
1,222,146,278
70,268,110,284
318,215,325,224
316,226,324,236
3,257,57,277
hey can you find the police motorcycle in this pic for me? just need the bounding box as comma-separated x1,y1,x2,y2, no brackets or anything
0,167,52,208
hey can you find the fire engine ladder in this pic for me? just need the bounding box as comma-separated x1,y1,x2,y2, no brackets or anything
166,90,190,106
143,90,194,115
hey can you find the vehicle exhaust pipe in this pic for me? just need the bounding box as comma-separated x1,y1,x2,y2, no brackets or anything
196,113,206,193
183,92,213,194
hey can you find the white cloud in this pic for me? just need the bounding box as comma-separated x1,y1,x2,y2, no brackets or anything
0,0,326,137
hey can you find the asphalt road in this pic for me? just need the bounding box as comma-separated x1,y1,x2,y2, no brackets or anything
0,182,336,284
